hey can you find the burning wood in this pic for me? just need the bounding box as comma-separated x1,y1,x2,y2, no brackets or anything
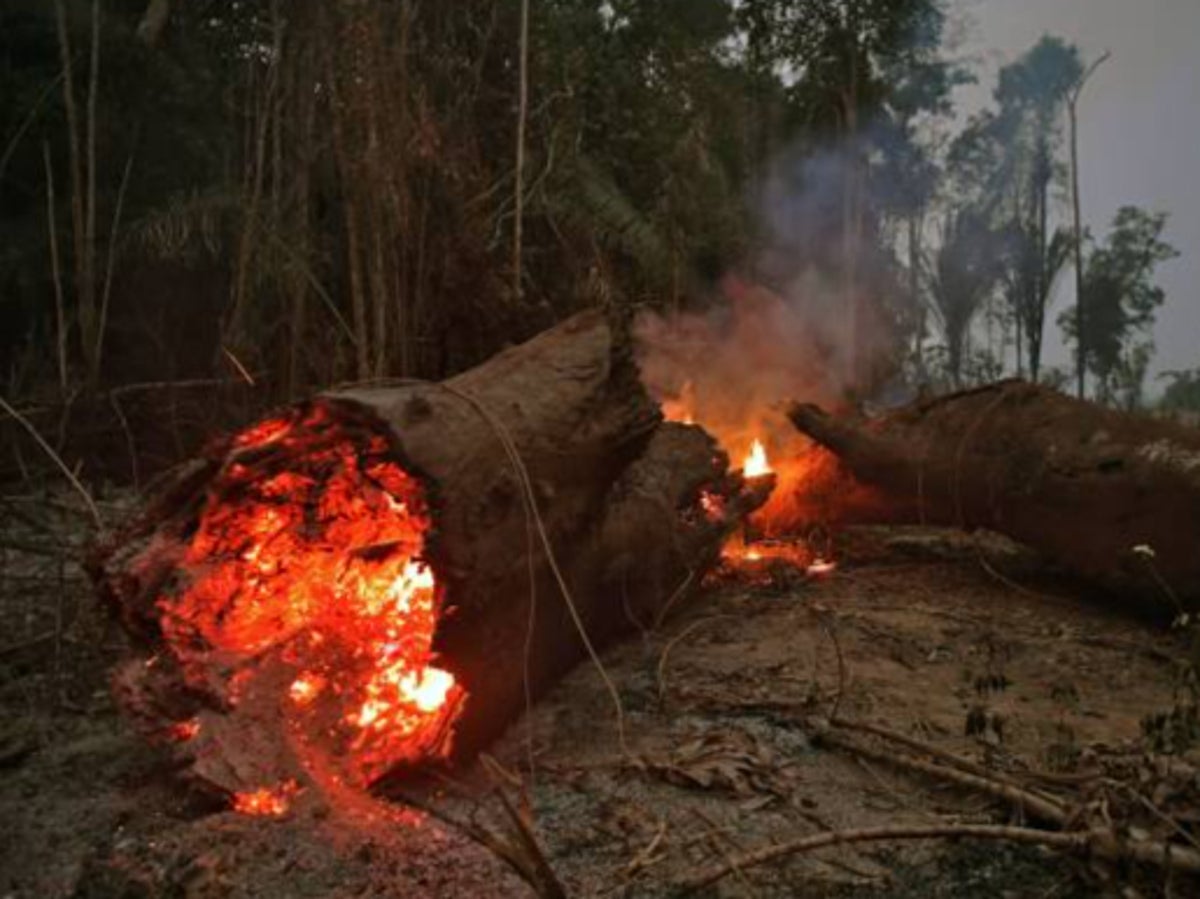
92,311,770,806
742,439,772,479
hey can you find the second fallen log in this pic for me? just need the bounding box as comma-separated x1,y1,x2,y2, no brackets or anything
789,380,1200,612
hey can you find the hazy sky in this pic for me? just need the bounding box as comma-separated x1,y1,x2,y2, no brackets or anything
952,0,1199,381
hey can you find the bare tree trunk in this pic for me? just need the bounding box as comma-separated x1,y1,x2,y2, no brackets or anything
511,0,530,300
96,152,134,381
1069,53,1111,400
907,214,923,373
82,0,100,389
286,30,315,396
52,0,84,384
1070,100,1085,399
43,144,68,392
326,40,371,381
228,40,279,355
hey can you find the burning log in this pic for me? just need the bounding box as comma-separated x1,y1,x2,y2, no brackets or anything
789,380,1200,612
93,311,769,804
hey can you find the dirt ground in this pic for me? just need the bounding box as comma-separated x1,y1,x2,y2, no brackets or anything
2,503,1198,898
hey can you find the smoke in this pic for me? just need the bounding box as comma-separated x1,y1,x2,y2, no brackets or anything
635,273,848,461
635,138,907,463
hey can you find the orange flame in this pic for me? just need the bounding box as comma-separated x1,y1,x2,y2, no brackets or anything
156,404,464,798
166,719,200,742
742,439,771,478
232,780,300,817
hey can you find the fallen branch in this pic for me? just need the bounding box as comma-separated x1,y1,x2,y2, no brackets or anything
815,725,1066,823
829,717,1065,811
679,823,1091,891
776,721,1200,888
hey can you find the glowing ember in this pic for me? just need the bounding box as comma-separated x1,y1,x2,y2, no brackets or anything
167,719,200,742
742,439,771,479
232,780,299,817
720,534,821,575
699,490,726,523
289,674,324,706
806,558,837,578
155,404,464,793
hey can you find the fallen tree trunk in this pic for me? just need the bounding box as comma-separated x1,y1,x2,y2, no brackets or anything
789,380,1200,612
92,311,769,801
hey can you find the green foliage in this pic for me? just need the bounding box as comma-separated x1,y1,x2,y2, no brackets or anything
0,0,1183,425
926,207,1004,385
1159,369,1200,414
1060,207,1179,405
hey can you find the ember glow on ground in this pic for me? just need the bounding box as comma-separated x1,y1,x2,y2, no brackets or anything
155,405,462,810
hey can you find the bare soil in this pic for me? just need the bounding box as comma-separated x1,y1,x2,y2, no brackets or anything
2,507,1197,898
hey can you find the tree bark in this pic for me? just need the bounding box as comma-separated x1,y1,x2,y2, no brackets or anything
789,380,1200,612
92,311,769,796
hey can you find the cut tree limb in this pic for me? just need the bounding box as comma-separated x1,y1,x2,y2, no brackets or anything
789,380,1200,611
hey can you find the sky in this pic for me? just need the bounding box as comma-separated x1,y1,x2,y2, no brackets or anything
951,0,1200,383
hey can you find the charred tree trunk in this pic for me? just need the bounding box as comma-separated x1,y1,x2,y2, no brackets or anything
789,380,1200,613
92,311,768,799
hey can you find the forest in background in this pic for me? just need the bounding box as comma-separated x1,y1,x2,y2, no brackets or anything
2,0,1197,477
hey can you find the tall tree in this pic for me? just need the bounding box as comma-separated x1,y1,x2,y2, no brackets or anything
1068,51,1112,398
999,220,1073,380
926,206,1003,386
774,0,952,385
874,49,972,375
964,37,1082,381
1060,206,1178,405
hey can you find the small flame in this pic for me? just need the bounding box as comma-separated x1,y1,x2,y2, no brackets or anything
232,780,299,817
806,558,837,578
661,380,696,425
742,439,771,479
167,719,200,742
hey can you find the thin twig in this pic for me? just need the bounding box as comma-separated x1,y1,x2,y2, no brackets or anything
656,615,736,703
816,607,847,722
0,396,101,530
483,755,569,899
0,71,66,184
95,148,135,376
43,142,68,392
